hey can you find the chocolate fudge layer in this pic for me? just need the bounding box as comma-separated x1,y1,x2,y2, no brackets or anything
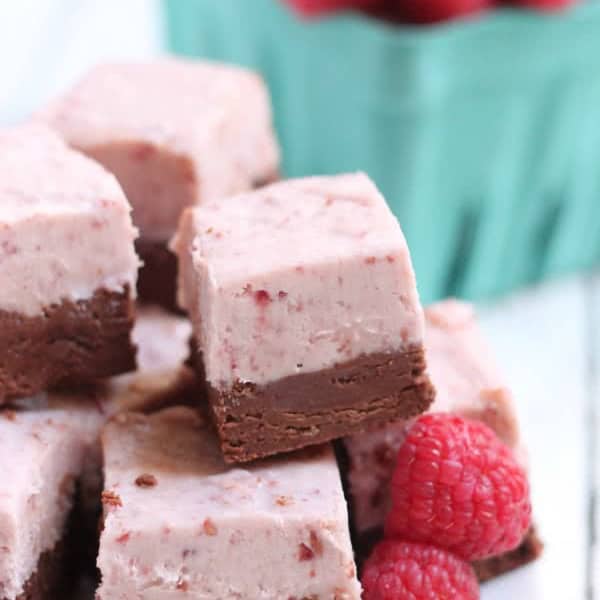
0,399,106,600
11,540,68,600
38,59,280,308
473,527,544,582
12,494,93,600
172,173,434,463
135,239,180,312
97,407,361,599
0,125,138,403
0,288,135,403
206,347,431,464
342,300,541,578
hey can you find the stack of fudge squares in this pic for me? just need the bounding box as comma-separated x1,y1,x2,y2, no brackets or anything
0,58,542,600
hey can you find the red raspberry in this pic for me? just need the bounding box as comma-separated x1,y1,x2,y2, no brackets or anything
382,0,494,24
385,414,531,560
509,0,577,10
281,0,382,17
362,540,479,600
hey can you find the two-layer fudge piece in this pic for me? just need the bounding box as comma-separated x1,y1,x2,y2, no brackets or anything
0,124,138,403
171,173,435,463
0,397,106,600
38,58,280,310
342,300,543,580
97,406,362,599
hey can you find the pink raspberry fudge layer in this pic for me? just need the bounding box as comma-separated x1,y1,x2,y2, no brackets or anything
97,407,361,600
0,124,139,403
171,172,434,462
0,397,106,600
38,58,280,310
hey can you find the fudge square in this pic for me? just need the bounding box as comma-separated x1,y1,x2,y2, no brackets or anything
0,397,106,600
171,173,435,463
0,124,138,403
342,300,542,580
38,58,280,310
97,407,361,600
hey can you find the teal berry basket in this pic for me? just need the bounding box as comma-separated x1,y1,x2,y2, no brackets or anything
163,0,600,303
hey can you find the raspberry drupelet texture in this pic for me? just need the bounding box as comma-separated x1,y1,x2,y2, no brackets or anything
512,0,577,10
361,540,479,600
385,414,531,561
282,0,381,17
389,0,493,24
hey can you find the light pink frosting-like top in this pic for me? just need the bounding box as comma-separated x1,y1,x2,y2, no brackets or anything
97,407,361,600
37,59,280,240
172,173,425,387
0,124,138,316
344,300,520,535
0,397,105,600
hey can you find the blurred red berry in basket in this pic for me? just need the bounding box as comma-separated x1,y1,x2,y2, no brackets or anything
281,0,384,17
508,0,578,10
385,0,495,24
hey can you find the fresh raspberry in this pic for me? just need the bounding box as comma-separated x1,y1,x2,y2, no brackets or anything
281,0,383,18
385,414,531,561
362,540,479,600
509,0,577,10
378,0,494,24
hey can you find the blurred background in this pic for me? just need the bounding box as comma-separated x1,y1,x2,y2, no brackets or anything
1,1,598,597
2,0,600,304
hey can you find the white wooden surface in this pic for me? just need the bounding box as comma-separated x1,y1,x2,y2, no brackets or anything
591,273,599,596
1,4,598,598
478,273,599,600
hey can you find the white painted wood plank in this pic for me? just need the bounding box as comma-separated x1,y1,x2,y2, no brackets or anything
476,277,590,600
590,272,600,597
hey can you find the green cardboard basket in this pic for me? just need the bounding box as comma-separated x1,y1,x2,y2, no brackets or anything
163,0,600,302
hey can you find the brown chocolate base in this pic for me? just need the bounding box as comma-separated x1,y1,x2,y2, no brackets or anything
10,540,68,600
354,526,543,583
7,489,89,600
136,239,182,314
473,527,544,582
204,347,435,463
0,288,136,404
